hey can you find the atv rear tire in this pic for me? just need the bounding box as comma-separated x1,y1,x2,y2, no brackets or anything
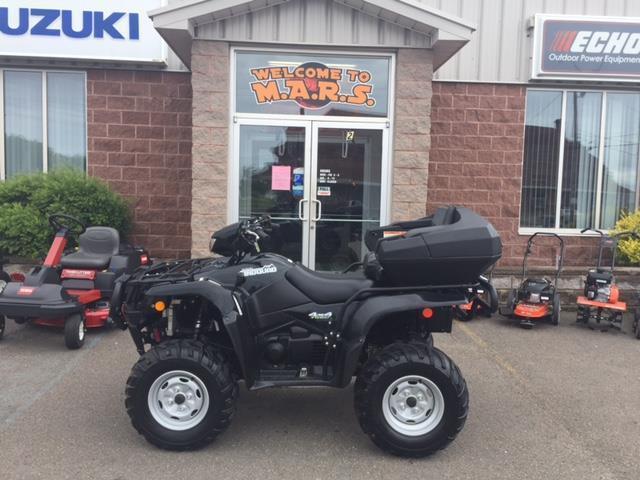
354,342,468,457
64,314,85,350
125,339,237,451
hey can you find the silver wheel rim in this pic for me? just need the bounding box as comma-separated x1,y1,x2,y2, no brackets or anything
148,370,210,431
0,280,6,293
382,375,445,437
78,320,85,341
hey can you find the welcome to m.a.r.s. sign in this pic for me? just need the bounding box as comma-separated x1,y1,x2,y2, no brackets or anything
0,0,166,64
532,14,640,82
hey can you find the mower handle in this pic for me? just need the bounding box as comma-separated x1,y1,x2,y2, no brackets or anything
580,228,604,236
612,230,640,240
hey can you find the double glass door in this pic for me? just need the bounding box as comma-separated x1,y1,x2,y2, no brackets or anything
236,120,387,271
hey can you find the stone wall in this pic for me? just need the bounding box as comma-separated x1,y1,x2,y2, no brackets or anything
392,49,433,221
190,41,230,257
87,69,192,259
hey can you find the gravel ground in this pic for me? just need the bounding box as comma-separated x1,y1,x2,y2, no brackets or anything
1,311,639,480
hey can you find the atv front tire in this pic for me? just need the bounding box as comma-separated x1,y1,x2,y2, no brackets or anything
64,314,85,349
125,339,237,451
354,342,468,457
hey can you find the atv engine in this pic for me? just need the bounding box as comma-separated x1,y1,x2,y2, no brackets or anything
584,269,614,303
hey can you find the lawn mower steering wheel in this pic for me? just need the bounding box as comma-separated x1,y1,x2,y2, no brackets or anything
48,214,86,235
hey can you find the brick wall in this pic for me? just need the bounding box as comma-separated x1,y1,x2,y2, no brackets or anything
428,82,600,267
87,69,192,259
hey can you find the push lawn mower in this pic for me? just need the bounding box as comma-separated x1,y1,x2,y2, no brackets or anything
500,232,564,329
576,229,638,332
454,273,499,321
0,214,149,348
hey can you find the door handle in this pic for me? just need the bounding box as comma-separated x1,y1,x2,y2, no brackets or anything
312,199,322,221
298,199,308,221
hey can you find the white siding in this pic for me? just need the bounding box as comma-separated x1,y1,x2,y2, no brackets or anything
195,0,431,48
431,0,640,83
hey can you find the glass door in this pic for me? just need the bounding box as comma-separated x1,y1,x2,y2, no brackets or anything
235,120,387,270
236,121,312,263
309,124,387,271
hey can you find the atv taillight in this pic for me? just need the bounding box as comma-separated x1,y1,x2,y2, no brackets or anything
10,272,25,283
140,254,149,265
421,308,434,319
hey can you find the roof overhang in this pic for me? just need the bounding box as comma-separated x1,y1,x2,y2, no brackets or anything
149,0,475,69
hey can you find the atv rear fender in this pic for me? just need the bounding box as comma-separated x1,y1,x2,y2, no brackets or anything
143,281,252,382
339,291,466,387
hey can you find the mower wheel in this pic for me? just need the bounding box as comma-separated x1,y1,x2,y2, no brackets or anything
635,315,640,340
125,339,237,451
354,341,468,458
551,293,561,326
501,288,517,317
0,315,4,340
64,314,86,350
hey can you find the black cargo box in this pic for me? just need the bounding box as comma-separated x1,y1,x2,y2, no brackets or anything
367,206,502,287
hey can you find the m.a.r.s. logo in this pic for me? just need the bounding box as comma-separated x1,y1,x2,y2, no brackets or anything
0,7,140,39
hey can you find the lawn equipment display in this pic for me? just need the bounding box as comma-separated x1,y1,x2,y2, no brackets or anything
0,214,149,348
500,232,564,329
454,273,499,321
111,206,502,457
576,229,638,332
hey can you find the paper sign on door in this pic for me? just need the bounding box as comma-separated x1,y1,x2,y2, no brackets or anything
271,165,291,191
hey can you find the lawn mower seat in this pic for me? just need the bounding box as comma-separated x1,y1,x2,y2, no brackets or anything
60,227,120,270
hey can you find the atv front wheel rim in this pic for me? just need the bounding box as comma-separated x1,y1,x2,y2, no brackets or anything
382,375,445,437
148,370,210,431
78,321,85,341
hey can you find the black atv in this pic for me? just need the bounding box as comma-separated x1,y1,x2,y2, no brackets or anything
111,206,502,457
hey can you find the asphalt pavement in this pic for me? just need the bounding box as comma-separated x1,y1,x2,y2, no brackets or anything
1,312,639,480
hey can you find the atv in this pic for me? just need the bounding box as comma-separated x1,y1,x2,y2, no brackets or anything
112,206,502,457
0,214,149,348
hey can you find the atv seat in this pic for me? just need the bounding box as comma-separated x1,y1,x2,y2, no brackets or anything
286,265,373,304
60,227,120,270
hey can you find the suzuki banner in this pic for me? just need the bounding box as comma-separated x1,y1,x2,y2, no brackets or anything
0,0,166,64
532,14,640,81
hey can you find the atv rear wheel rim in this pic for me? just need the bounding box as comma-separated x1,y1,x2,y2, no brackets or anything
382,375,445,437
148,370,210,431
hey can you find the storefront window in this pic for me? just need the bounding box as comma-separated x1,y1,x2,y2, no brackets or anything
521,89,640,231
2,70,86,179
235,51,390,118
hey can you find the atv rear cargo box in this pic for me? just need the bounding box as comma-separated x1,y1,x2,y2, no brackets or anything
368,206,502,287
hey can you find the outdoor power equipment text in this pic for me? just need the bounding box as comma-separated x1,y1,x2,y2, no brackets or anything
249,62,376,110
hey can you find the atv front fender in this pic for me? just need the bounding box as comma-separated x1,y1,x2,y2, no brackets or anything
338,291,467,387
143,281,252,382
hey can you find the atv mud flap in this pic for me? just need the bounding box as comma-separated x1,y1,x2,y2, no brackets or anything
0,283,82,318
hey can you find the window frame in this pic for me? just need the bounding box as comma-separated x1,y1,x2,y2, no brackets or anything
519,87,640,236
0,68,88,180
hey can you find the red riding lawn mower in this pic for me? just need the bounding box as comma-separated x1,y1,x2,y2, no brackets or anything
576,229,638,332
500,232,564,329
0,214,149,349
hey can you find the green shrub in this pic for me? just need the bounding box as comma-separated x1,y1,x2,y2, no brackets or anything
612,210,640,266
0,169,132,260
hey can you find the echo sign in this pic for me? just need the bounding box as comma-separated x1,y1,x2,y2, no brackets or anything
0,0,166,64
